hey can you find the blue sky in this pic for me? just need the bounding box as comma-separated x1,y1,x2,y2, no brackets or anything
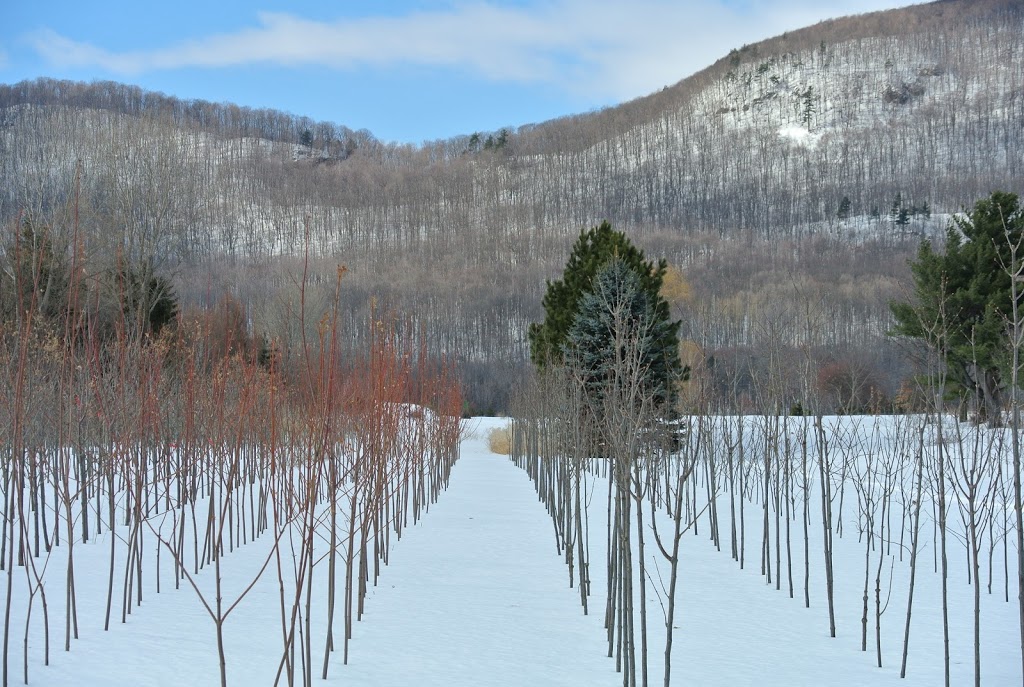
1,0,911,144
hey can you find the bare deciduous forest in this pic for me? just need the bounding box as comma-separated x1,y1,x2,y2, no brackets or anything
2,2,1024,685
1,0,1021,413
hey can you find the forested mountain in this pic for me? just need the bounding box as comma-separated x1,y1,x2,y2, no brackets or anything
1,0,1022,412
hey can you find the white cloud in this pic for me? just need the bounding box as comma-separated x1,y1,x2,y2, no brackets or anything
26,0,909,100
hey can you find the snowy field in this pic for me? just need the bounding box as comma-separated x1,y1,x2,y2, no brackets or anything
4,416,1022,686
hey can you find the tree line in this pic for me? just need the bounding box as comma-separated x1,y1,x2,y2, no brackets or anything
0,0,1021,410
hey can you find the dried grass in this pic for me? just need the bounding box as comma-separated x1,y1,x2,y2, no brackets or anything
488,425,512,455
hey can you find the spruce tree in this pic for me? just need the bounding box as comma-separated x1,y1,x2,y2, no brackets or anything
530,221,683,413
565,258,679,411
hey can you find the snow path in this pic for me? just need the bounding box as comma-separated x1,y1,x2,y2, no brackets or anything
342,418,620,686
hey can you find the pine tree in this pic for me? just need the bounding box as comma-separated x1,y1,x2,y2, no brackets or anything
890,192,904,223
896,206,911,228
801,86,815,129
116,260,179,337
890,190,1024,422
1,217,75,328
837,196,851,221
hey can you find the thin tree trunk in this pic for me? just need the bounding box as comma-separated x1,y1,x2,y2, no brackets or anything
900,424,926,678
937,412,951,687
816,417,836,637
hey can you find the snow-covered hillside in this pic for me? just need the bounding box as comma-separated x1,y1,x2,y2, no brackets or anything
0,0,1021,411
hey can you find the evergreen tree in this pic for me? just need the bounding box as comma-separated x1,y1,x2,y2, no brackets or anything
530,221,683,412
1,217,71,325
116,260,179,337
837,196,851,221
896,206,911,228
890,192,904,223
890,190,1024,422
565,258,680,411
800,86,815,129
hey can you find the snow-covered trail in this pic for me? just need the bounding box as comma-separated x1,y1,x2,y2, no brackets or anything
341,418,620,686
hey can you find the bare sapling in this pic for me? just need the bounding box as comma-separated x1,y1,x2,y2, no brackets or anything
996,212,1024,681
649,413,706,687
851,425,877,653
814,414,837,638
900,415,929,677
947,390,1000,687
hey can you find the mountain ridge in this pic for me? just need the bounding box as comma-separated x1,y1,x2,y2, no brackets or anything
1,0,1022,412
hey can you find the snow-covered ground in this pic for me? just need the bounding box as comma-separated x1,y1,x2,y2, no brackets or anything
508,414,1022,687
7,416,1022,685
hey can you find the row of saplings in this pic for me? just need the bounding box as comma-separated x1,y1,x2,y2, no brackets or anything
1,241,464,687
513,192,1024,687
